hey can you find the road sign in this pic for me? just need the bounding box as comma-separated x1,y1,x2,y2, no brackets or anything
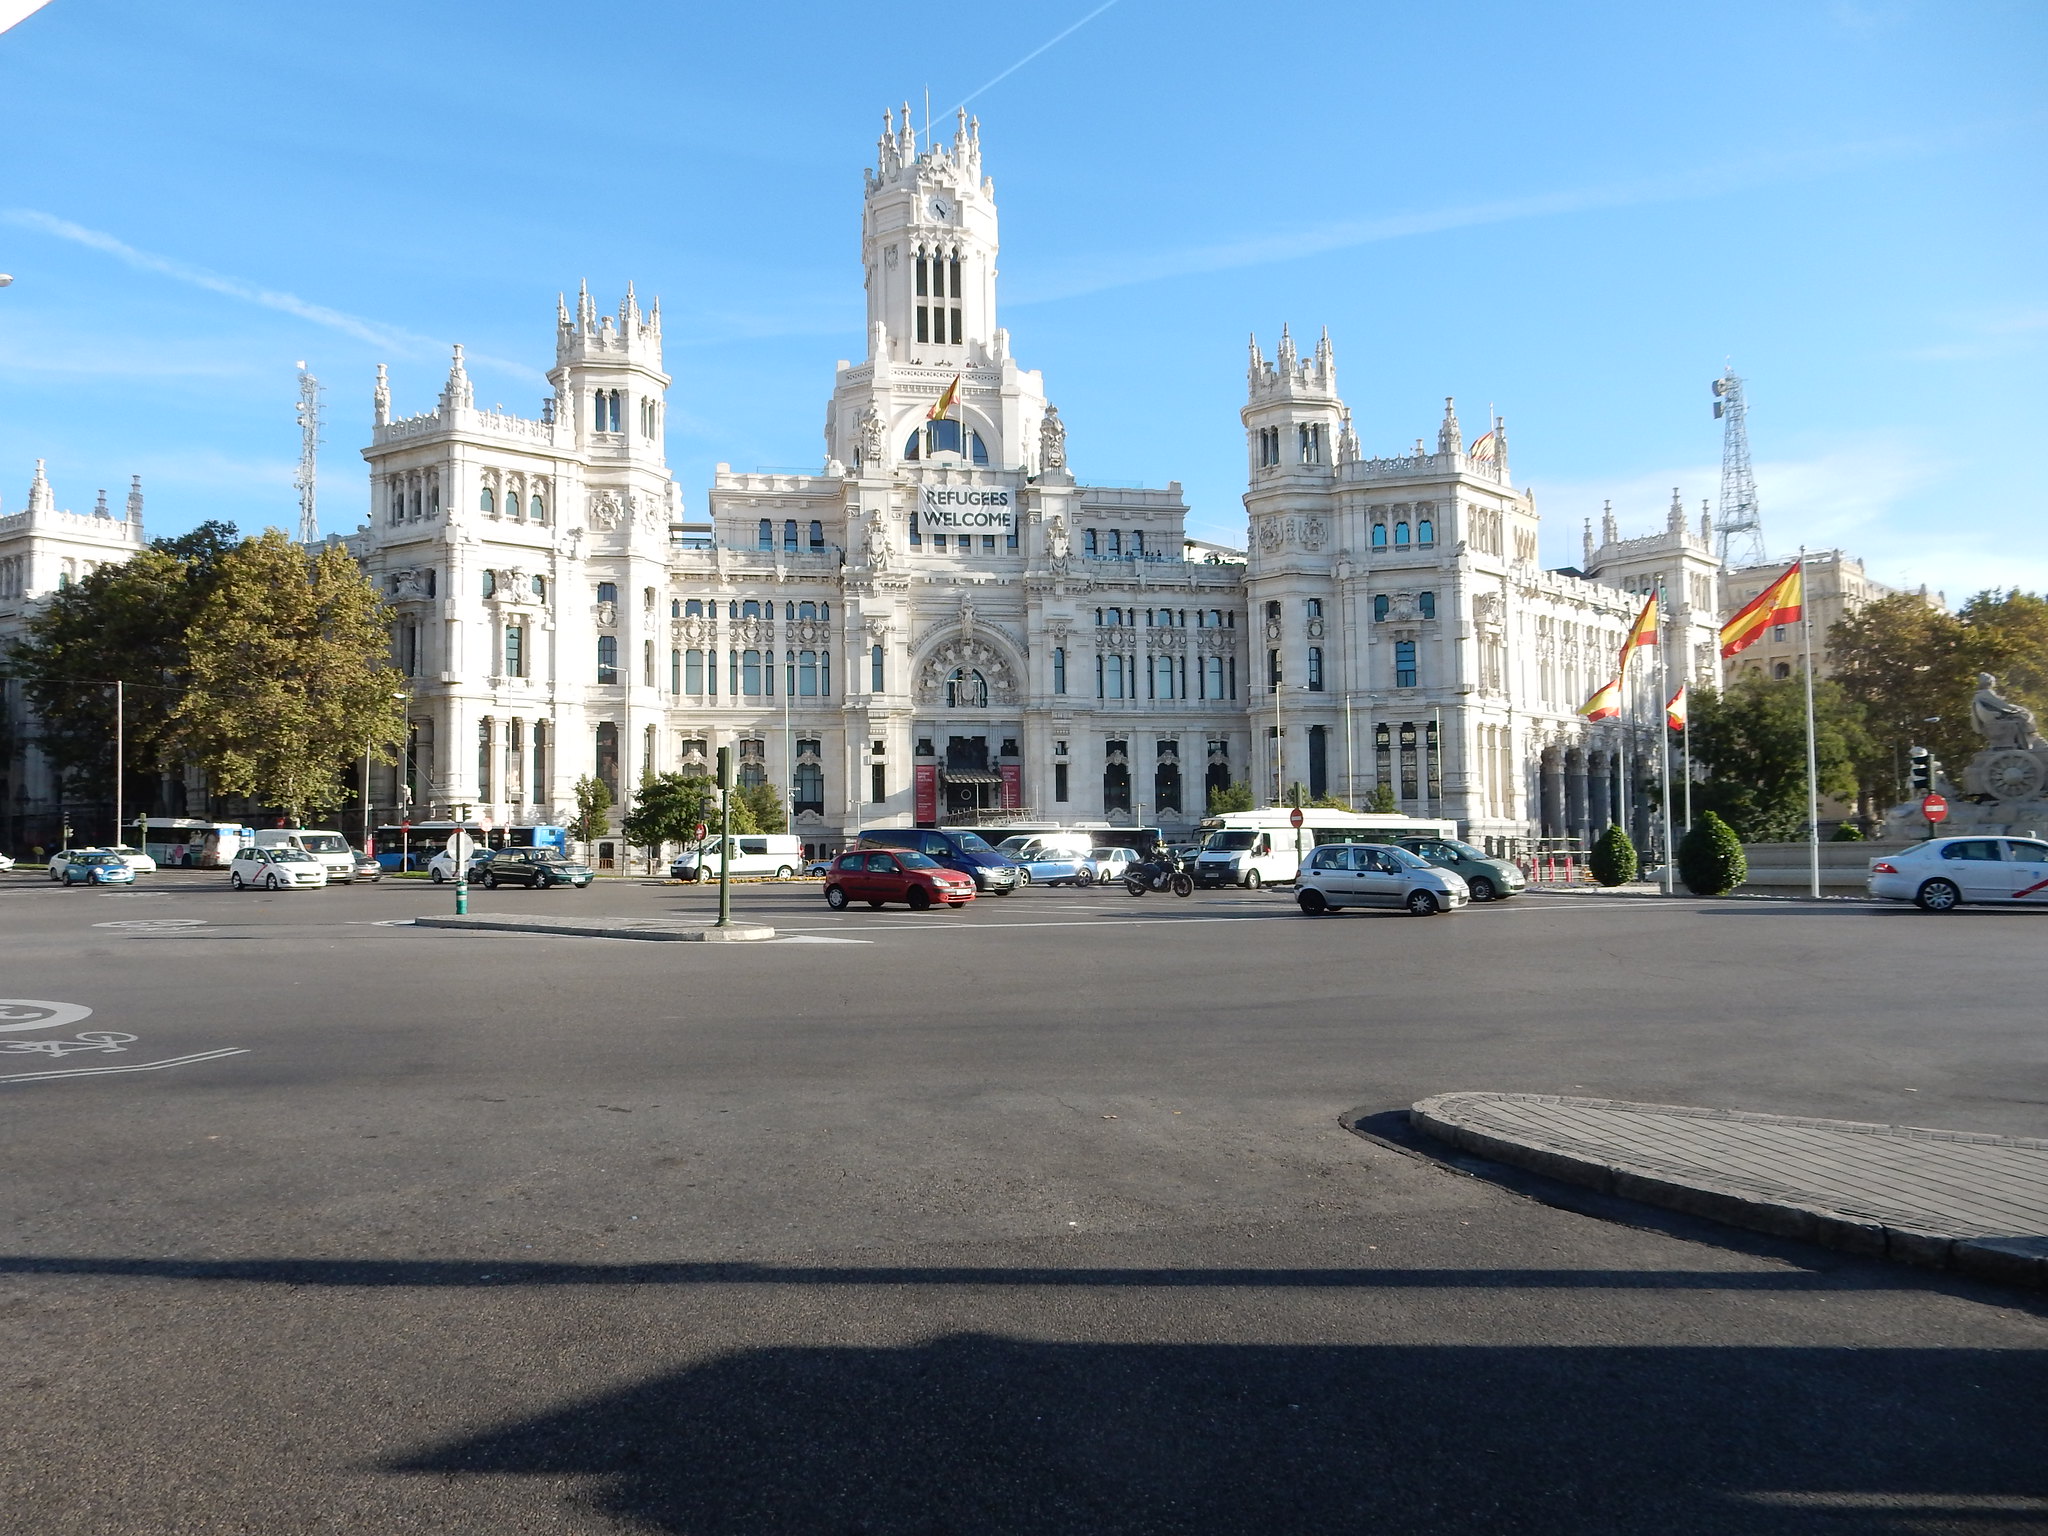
1289,807,1304,829
477,814,493,832
1922,793,1948,825
694,822,707,841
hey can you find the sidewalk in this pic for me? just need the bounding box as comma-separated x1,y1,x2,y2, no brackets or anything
1412,1091,2048,1288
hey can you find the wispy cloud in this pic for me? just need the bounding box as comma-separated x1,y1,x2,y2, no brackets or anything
1900,303,2048,362
938,0,1119,123
1010,120,2027,305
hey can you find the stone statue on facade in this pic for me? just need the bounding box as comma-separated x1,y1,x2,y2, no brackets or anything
1972,674,2043,749
861,508,893,572
1039,405,1066,473
858,403,885,469
1045,514,1070,562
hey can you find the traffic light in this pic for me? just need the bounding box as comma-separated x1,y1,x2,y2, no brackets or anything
716,745,733,791
1909,747,1931,794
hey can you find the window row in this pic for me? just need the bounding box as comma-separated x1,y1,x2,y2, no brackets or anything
386,472,442,525
480,571,547,602
588,388,659,439
669,598,832,621
757,519,829,553
1370,592,1438,620
1095,652,1238,701
1081,529,1155,559
914,246,964,346
476,485,549,522
473,717,549,804
1373,720,1442,801
665,648,834,697
1369,518,1436,549
906,515,1016,552
1093,606,1234,628
1251,423,1326,467
902,418,990,463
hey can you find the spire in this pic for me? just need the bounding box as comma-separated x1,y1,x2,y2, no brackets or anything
27,459,52,514
373,362,390,427
126,474,144,526
577,279,595,330
954,105,968,153
1313,324,1333,383
900,100,914,159
440,344,473,410
622,280,639,326
1700,500,1712,541
1668,486,1685,533
93,488,110,518
557,291,570,327
1583,518,1595,567
1337,406,1360,464
1438,396,1462,456
1276,322,1296,371
1601,499,1618,546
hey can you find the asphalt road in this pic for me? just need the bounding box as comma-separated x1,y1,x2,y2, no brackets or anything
3,870,2044,1534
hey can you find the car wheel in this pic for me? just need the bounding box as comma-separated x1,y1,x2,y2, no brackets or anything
1406,889,1440,917
231,872,244,890
1467,877,1496,903
907,887,933,912
482,872,499,889
534,873,552,890
1915,878,1961,912
264,873,280,891
775,865,793,879
1298,888,1329,915
1016,869,1031,885
1242,870,1262,890
825,885,850,909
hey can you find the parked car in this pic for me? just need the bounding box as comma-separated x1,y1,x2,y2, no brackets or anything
427,847,492,883
1010,850,1091,886
254,828,359,882
823,849,976,910
228,846,328,890
477,848,594,889
1294,842,1468,916
671,834,803,881
855,828,1022,894
1392,837,1526,902
351,851,385,883
1081,846,1138,885
805,857,836,877
101,844,158,876
57,850,136,886
1869,836,2048,911
46,848,108,881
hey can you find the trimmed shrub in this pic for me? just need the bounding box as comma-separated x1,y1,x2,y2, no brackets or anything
1588,823,1639,887
1829,822,1865,841
1678,810,1747,895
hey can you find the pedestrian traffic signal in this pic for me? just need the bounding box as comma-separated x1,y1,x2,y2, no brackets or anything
1909,747,1931,794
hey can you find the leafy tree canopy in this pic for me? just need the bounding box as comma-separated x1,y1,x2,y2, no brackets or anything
1688,675,1867,842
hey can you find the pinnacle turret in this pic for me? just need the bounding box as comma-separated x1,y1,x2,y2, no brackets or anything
1438,397,1462,456
373,363,390,427
440,344,474,410
93,488,109,518
1668,486,1686,532
27,459,52,515
126,474,144,526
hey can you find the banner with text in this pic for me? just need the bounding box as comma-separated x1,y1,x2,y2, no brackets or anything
920,486,1013,533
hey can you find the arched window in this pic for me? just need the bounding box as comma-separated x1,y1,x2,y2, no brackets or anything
596,581,618,605
1052,647,1067,693
1371,524,1388,549
1394,522,1411,547
901,421,989,463
1155,758,1181,813
870,644,885,692
671,599,682,618
785,602,795,621
1107,530,1122,557
742,599,761,619
820,602,830,620
1418,519,1435,546
783,520,798,552
1084,529,1098,556
1373,595,1390,622
757,519,773,550
685,599,704,617
479,487,494,514
1419,592,1437,619
798,601,817,621
809,520,824,550
596,635,619,683
793,761,824,815
1103,756,1131,813
529,493,546,522
945,668,988,708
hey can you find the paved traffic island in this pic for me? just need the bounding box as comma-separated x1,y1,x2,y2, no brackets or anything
412,914,775,942
1412,1091,2048,1288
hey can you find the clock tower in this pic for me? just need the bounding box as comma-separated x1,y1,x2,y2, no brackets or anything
861,104,999,363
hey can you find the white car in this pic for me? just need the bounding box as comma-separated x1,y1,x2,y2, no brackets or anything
1868,836,2048,911
103,844,158,876
228,845,328,890
427,847,491,883
1294,841,1468,916
0,850,14,871
46,848,109,881
1081,847,1138,885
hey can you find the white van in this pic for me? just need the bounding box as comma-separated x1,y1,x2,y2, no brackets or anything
1192,810,1458,889
993,831,1095,862
253,828,360,882
670,834,804,881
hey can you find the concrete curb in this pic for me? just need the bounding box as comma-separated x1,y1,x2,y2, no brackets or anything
1411,1091,2048,1289
413,915,776,943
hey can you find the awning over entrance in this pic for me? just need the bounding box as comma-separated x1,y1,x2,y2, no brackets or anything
940,770,1004,785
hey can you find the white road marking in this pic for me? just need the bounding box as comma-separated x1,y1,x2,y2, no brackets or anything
0,1047,249,1084
0,1000,95,1034
772,935,874,944
93,918,207,930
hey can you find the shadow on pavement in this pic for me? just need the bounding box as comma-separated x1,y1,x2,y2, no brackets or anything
381,1334,2047,1534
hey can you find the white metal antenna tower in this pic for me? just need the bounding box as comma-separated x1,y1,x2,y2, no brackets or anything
294,361,323,544
1711,366,1765,568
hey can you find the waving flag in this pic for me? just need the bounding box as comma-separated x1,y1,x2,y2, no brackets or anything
1619,592,1658,676
1578,676,1622,721
1667,684,1688,731
1720,560,1803,658
1467,429,1496,460
927,375,961,421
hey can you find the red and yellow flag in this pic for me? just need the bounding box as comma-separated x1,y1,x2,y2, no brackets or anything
1719,560,1803,658
1666,684,1688,731
1578,676,1622,721
1618,591,1658,676
927,375,961,421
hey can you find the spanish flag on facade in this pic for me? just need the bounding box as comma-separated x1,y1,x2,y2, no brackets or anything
927,375,961,421
1719,559,1803,658
1666,684,1688,732
1618,591,1658,676
1578,675,1623,721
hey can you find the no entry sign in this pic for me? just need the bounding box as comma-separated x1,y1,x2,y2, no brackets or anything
1289,807,1305,829
1922,793,1948,825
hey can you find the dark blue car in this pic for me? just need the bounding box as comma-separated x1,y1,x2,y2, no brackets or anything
855,828,1022,894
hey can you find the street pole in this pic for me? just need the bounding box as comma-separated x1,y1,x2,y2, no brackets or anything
1799,548,1820,899
715,745,733,929
1343,692,1355,810
454,800,471,915
1655,578,1674,895
112,679,122,848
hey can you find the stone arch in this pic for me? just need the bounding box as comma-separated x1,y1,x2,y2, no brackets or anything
912,626,1024,709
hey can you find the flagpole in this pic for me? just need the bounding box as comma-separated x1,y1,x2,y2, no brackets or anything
1681,705,1692,830
1655,579,1674,895
1799,547,1820,898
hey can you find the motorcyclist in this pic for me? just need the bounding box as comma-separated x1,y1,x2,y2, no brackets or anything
1134,839,1175,888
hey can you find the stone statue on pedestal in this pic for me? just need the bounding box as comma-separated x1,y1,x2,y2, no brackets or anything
1972,674,2043,750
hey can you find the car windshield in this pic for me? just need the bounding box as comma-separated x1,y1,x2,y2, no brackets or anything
1206,830,1260,851
949,832,995,855
80,854,118,865
1090,847,1122,860
1442,840,1488,860
271,849,316,863
1384,846,1432,870
898,851,939,869
994,837,1032,855
298,834,347,853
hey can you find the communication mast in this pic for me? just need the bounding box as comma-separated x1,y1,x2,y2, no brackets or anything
294,361,323,544
1711,367,1765,569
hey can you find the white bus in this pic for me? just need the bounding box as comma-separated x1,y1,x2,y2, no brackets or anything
127,819,254,870
1192,809,1458,889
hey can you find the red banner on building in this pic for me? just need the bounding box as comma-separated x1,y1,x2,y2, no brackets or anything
914,764,939,824
999,763,1022,809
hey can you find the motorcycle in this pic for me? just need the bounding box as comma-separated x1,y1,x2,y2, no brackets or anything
1124,851,1195,898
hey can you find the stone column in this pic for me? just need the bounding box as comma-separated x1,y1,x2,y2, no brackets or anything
1540,745,1564,838
1588,749,1611,830
1565,747,1588,841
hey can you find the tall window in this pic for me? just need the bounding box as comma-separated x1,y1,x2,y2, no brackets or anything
871,764,887,802
808,520,824,550
596,581,618,605
1306,646,1324,691
685,648,704,694
1054,763,1069,802
478,719,493,802
596,635,619,684
1052,647,1067,694
532,721,547,802
1084,529,1098,556
757,519,773,551
530,493,547,522
594,721,619,795
1371,523,1388,549
915,246,963,345
1154,654,1175,700
794,760,824,815
783,520,798,553
1132,531,1145,556
1305,598,1322,619
533,576,547,603
1267,649,1282,689
1373,595,1390,622
1107,530,1122,557
479,487,494,514
592,389,622,433
1418,519,1435,546
1394,640,1417,689
503,624,525,678
1419,592,1436,619
1395,521,1411,547
643,640,654,687
1103,742,1131,813
742,649,763,696
870,644,885,692
945,668,987,708
798,651,820,696
481,569,496,598
670,648,681,694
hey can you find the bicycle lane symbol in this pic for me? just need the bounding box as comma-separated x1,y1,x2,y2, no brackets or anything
0,999,249,1085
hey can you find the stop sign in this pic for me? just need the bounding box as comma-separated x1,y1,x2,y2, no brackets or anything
1289,807,1305,829
1922,793,1948,824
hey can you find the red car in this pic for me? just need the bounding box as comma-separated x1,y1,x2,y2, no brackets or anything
824,849,976,910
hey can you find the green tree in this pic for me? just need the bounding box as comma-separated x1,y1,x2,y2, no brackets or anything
174,531,404,825
733,781,786,834
1366,782,1398,814
1688,675,1867,842
572,775,614,843
1588,823,1639,886
622,772,719,859
1829,821,1865,841
1678,809,1747,896
1206,781,1253,815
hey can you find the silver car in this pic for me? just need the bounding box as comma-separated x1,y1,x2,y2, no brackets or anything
1294,842,1468,916
1868,836,2048,911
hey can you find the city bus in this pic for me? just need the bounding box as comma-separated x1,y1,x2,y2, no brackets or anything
372,821,568,872
1191,809,1458,889
126,819,254,870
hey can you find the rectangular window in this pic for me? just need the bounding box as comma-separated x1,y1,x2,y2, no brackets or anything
909,515,921,547
1052,647,1067,694
1395,640,1417,689
685,648,704,694
596,634,619,684
870,644,885,692
934,532,947,552
743,650,762,697
799,651,818,697
1083,529,1097,556
871,763,886,803
1306,646,1323,691
1054,763,1069,802
1267,649,1282,690
1228,656,1238,699
503,625,525,678
670,648,681,694
729,649,740,695
1005,527,1018,550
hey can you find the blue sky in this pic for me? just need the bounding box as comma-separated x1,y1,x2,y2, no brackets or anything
1,0,2042,598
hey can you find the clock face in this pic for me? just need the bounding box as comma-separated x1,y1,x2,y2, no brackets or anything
927,195,953,220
